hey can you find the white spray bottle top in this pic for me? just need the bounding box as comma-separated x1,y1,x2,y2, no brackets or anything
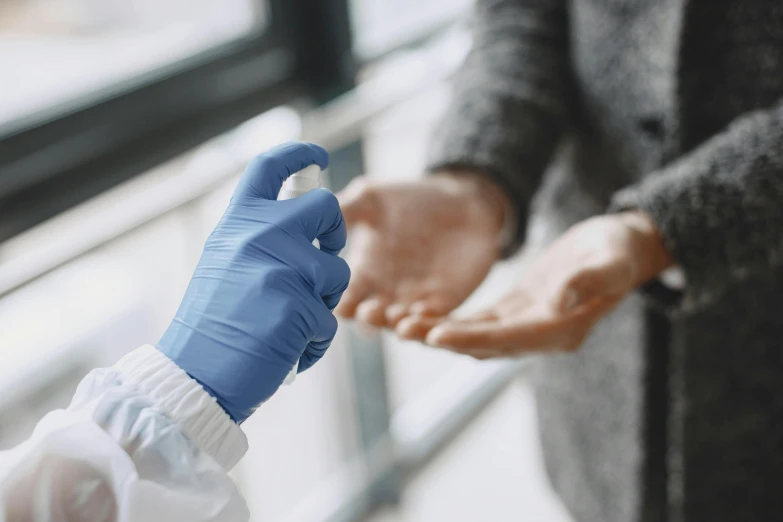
277,164,323,385
278,164,322,200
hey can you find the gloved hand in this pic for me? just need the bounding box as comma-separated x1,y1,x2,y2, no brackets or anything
158,142,350,423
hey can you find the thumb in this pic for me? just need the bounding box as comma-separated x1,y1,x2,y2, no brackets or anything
232,142,329,203
337,177,380,227
425,311,508,349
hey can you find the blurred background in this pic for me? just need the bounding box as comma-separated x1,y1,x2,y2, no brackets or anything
0,1,572,520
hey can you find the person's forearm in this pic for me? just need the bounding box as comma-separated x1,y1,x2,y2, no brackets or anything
427,0,573,255
430,169,516,252
611,98,783,311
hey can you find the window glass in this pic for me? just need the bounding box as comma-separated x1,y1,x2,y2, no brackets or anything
0,0,264,127
350,0,472,59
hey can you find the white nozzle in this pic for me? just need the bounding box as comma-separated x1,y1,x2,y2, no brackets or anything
278,165,322,201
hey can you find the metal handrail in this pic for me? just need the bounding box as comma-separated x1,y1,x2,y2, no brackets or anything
277,358,528,522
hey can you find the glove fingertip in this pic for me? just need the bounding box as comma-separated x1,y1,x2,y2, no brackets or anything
232,142,330,202
305,142,330,170
297,342,330,373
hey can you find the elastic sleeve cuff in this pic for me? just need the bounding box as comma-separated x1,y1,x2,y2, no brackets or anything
113,345,248,470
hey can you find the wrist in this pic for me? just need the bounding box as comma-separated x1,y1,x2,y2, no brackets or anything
430,169,515,247
158,319,285,424
617,210,675,283
157,321,242,422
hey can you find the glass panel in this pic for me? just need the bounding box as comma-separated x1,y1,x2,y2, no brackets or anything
350,0,472,59
0,0,265,127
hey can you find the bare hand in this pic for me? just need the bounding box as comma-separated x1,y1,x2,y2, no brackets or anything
401,212,674,358
336,173,509,328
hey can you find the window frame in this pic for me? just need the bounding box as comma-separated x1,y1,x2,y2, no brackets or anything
0,0,359,243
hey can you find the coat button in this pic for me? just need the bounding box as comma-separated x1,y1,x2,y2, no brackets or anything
637,115,665,141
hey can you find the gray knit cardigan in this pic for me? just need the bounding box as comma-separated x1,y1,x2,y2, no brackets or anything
428,1,783,521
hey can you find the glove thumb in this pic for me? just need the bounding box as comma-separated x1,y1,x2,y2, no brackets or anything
232,142,329,203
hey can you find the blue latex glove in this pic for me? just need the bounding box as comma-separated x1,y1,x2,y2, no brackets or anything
157,142,350,423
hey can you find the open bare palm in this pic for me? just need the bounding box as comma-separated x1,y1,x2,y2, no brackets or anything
411,212,674,358
336,173,509,329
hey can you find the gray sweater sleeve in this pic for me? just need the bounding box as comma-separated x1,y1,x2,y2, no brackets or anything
612,99,783,312
427,0,573,254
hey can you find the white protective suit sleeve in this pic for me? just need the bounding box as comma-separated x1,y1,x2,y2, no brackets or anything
0,345,250,522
